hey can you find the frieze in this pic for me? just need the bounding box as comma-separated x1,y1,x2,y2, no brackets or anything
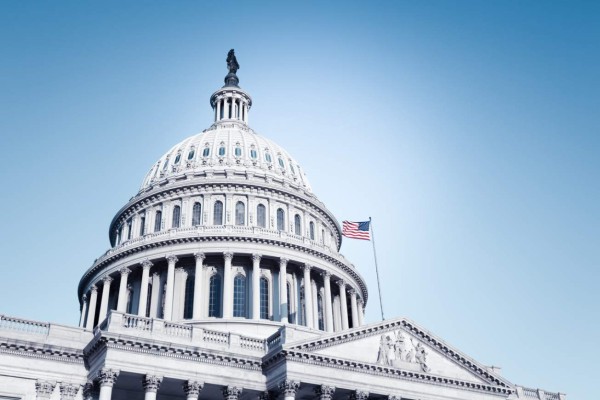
0,339,85,364
377,330,430,372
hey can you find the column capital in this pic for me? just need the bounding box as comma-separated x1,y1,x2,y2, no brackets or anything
152,271,160,278
259,390,274,400
166,254,179,264
303,263,312,272
183,381,204,398
315,385,336,399
348,287,356,296
119,267,131,276
222,385,243,400
142,375,163,393
337,279,346,288
35,380,56,397
82,294,88,303
90,284,98,293
141,259,153,269
280,257,289,266
59,383,81,400
278,380,300,396
82,381,100,400
358,298,364,306
223,251,234,261
175,267,186,273
194,252,206,261
350,390,370,400
102,275,113,285
321,270,331,279
97,368,119,387
388,396,402,400
252,253,262,262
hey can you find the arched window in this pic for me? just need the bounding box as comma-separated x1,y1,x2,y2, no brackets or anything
317,293,325,330
192,202,202,226
126,218,132,240
257,204,266,228
154,210,162,232
187,148,195,160
321,229,325,244
233,275,246,318
294,214,301,235
139,214,146,236
208,274,222,317
183,274,194,319
287,282,294,324
278,157,285,169
309,221,315,240
260,277,269,319
277,208,285,232
218,146,226,156
234,146,242,157
162,158,169,171
250,149,257,159
265,152,272,163
203,147,210,157
213,201,224,225
172,205,181,228
174,153,181,164
235,201,245,226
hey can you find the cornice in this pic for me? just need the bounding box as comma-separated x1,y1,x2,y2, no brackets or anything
0,338,85,364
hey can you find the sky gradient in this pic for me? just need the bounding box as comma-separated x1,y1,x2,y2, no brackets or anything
1,2,598,399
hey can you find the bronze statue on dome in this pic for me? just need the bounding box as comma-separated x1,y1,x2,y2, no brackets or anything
227,49,239,74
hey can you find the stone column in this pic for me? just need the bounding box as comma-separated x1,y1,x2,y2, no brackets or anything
193,253,206,319
303,265,313,328
138,260,153,317
79,295,88,328
222,386,242,400
149,272,161,318
357,299,365,326
349,288,359,328
142,375,162,400
222,251,234,318
86,286,98,330
338,280,349,330
279,258,289,323
99,276,113,323
97,369,119,400
315,385,335,400
278,380,299,400
163,254,178,320
252,253,262,320
116,267,131,313
216,98,221,121
322,272,333,332
350,390,369,400
35,380,56,399
60,383,81,400
173,267,187,320
183,381,204,400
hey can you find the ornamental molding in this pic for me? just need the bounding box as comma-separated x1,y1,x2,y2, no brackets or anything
35,380,56,397
278,379,300,396
59,383,81,400
166,254,179,264
223,385,243,399
183,380,204,397
141,259,153,269
194,252,206,261
143,375,163,392
315,384,335,399
0,339,85,364
350,390,369,400
97,368,119,386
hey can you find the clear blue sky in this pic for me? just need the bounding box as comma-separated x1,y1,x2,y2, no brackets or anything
1,1,598,398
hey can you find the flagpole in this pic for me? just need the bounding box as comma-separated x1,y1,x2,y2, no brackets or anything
369,216,385,321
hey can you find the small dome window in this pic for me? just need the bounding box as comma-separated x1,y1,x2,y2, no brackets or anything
218,146,226,156
203,147,210,157
289,161,295,174
162,158,170,171
188,148,195,160
265,152,272,163
174,153,181,164
234,146,242,157
278,157,285,169
250,149,257,159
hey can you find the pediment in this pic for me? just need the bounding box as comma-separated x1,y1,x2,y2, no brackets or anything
285,317,512,388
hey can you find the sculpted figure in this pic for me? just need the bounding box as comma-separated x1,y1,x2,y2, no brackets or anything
395,332,408,362
377,334,395,366
227,49,239,73
415,342,431,372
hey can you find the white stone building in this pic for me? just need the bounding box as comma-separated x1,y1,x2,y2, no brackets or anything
0,51,564,400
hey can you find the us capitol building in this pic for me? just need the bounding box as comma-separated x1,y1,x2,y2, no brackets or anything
0,51,564,400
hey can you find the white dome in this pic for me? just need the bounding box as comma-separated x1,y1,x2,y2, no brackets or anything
140,121,312,193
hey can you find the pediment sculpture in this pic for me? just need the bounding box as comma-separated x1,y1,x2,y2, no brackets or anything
376,330,430,372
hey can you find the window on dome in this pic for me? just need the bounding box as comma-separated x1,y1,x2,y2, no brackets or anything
154,210,162,232
162,158,169,171
116,225,122,245
257,204,266,228
278,157,285,169
208,274,222,317
203,147,210,157
183,275,194,319
233,274,247,318
218,146,226,157
234,146,242,157
260,277,269,319
174,153,181,164
172,205,181,228
265,153,272,163
290,162,295,174
321,229,325,244
235,201,245,226
188,148,195,160
127,218,132,240
294,214,301,235
192,202,202,226
250,149,257,159
309,221,315,240
139,215,146,236
317,293,324,331
213,201,224,225
277,208,285,232
287,282,294,323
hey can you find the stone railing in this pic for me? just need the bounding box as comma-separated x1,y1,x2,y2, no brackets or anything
516,386,565,400
0,314,50,335
101,311,267,354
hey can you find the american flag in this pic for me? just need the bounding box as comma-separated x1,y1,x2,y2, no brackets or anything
342,220,371,240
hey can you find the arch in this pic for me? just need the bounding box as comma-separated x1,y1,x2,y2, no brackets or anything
235,201,245,226
213,201,224,225
154,210,162,232
233,274,247,318
257,204,266,228
172,205,181,228
208,274,222,317
309,221,315,240
192,202,202,226
277,208,285,232
260,277,269,319
294,214,301,235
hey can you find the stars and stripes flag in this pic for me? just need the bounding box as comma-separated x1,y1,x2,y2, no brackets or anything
342,220,371,240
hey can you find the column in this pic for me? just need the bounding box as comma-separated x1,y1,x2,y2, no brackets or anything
350,390,369,400
252,253,261,320
86,286,98,329
322,272,333,332
98,369,119,400
315,385,335,400
117,267,131,313
164,254,178,321
173,268,187,320
60,383,81,400
193,253,205,319
149,272,161,318
35,380,56,399
222,252,234,318
279,258,289,323
183,381,204,400
216,98,221,121
278,380,299,400
138,260,153,317
222,386,242,400
338,280,349,330
357,299,365,326
349,288,359,328
303,265,314,328
79,295,88,328
142,375,162,400
99,276,113,323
